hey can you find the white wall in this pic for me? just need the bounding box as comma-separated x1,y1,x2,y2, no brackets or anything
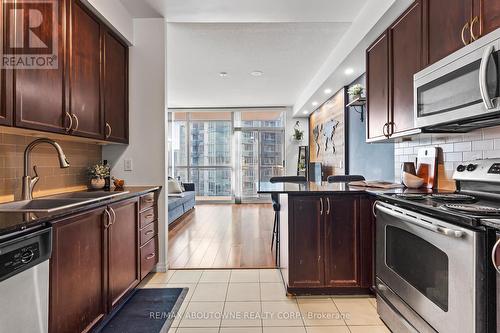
285,108,309,176
83,0,134,44
103,18,168,272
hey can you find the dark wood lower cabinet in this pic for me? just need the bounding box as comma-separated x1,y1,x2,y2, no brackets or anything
286,194,374,294
108,199,140,309
49,191,159,333
49,207,107,333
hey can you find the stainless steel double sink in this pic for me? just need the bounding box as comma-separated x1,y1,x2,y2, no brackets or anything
0,191,129,213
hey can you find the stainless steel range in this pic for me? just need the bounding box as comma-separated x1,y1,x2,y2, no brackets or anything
375,159,500,333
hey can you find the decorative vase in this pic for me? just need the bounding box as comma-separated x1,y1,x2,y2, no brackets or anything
90,177,105,190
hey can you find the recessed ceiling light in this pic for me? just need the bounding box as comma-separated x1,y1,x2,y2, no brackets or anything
303,110,309,114
312,101,318,107
250,70,263,77
219,72,228,77
344,68,354,75
324,88,332,94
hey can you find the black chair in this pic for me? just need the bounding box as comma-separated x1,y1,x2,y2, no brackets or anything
327,175,365,183
269,176,306,267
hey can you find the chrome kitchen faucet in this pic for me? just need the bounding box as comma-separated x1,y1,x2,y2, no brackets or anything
22,138,70,201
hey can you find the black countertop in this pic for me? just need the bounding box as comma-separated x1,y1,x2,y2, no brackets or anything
0,186,161,238
257,181,427,195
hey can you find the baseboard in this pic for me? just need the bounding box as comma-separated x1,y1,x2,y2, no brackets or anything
155,262,168,273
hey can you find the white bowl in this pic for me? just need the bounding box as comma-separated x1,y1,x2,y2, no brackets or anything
402,172,424,188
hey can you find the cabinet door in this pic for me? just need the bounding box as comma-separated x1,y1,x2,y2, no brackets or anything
50,208,106,333
11,0,65,131
0,1,12,126
474,0,500,37
288,195,324,288
423,0,472,66
366,32,389,140
359,196,375,289
108,199,139,308
389,0,423,135
103,29,128,143
324,196,360,287
68,0,104,139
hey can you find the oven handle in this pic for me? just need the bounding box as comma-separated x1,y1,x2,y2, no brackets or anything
377,204,465,238
479,44,495,110
491,237,500,274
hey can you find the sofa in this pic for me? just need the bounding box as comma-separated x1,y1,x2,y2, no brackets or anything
168,182,195,226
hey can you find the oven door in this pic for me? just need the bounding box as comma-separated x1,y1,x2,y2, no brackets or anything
376,202,483,333
414,35,499,129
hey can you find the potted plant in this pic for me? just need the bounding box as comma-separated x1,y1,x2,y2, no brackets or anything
348,84,364,100
292,121,304,141
87,162,110,190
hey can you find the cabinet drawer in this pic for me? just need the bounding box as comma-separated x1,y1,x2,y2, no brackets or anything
140,207,156,228
140,192,155,211
141,237,158,279
140,222,157,246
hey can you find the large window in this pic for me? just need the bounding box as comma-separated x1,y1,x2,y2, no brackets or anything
170,112,232,200
169,109,285,202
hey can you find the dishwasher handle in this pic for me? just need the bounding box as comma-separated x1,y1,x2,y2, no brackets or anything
377,204,464,239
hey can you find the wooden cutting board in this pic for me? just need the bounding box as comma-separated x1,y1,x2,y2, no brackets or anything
417,147,438,189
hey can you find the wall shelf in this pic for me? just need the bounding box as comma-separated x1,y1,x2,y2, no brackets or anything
346,97,366,107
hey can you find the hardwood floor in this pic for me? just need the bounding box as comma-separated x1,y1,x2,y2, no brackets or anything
168,204,276,269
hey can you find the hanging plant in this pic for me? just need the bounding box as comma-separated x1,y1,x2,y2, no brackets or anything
292,121,304,141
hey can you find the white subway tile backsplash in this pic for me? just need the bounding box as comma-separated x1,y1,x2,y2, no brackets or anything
472,140,494,151
403,147,414,155
483,127,500,139
445,152,463,161
463,151,483,161
440,143,454,152
484,150,500,159
453,141,472,152
494,139,500,150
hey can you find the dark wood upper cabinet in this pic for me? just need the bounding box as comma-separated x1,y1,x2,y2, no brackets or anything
289,195,324,288
474,0,500,37
103,29,128,143
68,0,104,140
0,1,12,126
389,0,423,135
366,32,389,141
108,199,139,308
50,207,107,333
423,0,472,66
13,0,66,132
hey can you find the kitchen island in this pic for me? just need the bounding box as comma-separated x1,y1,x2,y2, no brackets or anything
259,181,378,295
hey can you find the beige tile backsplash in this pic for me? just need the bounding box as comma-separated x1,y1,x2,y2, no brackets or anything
394,126,500,190
0,132,102,203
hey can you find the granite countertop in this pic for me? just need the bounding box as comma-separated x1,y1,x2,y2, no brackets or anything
0,186,161,238
257,181,425,195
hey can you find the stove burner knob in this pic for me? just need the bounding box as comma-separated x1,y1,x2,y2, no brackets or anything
466,164,478,172
456,165,466,172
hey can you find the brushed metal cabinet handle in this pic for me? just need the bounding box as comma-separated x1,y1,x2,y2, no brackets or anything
461,21,470,46
104,209,112,228
492,237,500,274
470,16,479,41
326,197,330,215
145,214,154,219
146,253,156,260
145,230,154,236
109,207,116,225
105,123,112,139
319,198,323,215
64,111,73,132
71,113,79,131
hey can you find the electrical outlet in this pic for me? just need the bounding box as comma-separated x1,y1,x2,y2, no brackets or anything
124,159,133,171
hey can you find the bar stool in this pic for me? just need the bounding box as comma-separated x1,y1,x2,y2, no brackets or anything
269,176,306,267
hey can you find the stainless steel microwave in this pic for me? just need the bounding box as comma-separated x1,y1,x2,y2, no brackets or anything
414,28,500,132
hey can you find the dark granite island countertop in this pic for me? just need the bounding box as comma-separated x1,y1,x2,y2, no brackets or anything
257,181,413,195
0,186,161,238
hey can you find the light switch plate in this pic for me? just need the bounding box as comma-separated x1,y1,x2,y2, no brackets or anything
124,159,133,171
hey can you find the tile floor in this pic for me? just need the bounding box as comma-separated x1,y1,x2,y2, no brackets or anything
141,269,390,333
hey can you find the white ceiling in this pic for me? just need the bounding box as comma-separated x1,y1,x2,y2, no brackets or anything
120,0,369,22
119,0,404,112
167,22,349,108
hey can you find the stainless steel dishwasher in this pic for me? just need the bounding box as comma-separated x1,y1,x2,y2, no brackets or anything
0,225,52,333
